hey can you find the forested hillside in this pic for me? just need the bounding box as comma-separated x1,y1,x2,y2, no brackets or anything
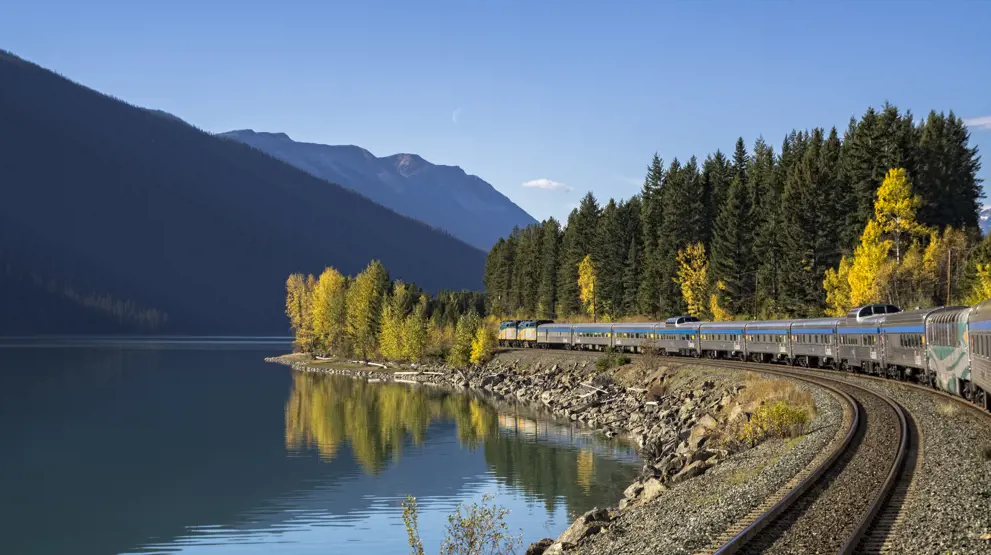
484,104,985,321
0,50,486,335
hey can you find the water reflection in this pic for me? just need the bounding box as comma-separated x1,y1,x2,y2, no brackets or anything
284,372,640,520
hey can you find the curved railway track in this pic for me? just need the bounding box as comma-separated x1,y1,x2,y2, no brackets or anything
693,360,913,555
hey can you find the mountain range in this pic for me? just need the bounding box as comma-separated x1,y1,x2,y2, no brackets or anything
217,130,536,250
0,50,487,335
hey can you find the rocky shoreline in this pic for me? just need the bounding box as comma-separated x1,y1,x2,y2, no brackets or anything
265,351,837,554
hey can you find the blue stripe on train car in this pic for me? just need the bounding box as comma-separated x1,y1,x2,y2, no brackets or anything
614,327,653,332
749,328,789,334
793,328,835,335
574,327,613,334
968,320,991,332
838,327,880,334
882,326,925,333
703,329,744,334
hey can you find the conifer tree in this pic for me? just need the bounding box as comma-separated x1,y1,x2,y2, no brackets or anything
638,155,665,316
622,236,641,315
711,170,754,316
536,218,561,319
555,212,580,317
701,151,732,247
594,199,625,317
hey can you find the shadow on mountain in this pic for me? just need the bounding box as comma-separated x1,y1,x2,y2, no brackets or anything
0,50,485,335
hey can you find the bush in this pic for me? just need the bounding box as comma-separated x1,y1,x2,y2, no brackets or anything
401,494,522,555
595,349,631,372
738,400,813,446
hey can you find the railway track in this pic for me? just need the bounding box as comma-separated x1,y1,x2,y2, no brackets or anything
693,360,913,554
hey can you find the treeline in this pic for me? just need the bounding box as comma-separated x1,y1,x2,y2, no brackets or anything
285,260,496,366
485,104,987,320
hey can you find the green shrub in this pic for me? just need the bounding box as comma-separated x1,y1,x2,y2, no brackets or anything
595,350,631,372
738,400,813,447
401,493,522,555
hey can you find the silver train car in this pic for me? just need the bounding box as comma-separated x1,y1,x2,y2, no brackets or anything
505,300,991,411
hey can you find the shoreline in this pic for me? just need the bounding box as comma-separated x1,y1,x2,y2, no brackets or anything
265,351,839,553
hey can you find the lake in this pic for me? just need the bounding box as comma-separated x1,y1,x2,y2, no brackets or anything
0,339,640,554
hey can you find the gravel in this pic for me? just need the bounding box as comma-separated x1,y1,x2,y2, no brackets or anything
823,377,991,553
740,383,901,554
572,382,844,555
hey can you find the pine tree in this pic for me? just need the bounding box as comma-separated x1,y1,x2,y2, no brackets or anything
710,170,754,316
916,111,983,231
594,199,625,317
622,235,641,315
701,151,732,247
536,218,561,318
751,137,782,317
638,155,665,316
556,212,580,317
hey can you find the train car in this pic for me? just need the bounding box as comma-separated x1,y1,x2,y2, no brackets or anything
837,304,898,373
498,320,520,347
698,321,746,359
744,320,793,363
880,308,933,380
653,316,701,356
571,323,614,351
925,306,972,396
517,320,552,347
535,322,573,349
966,300,991,410
789,318,840,368
612,322,654,353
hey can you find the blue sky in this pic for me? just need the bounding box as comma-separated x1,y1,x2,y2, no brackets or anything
3,1,989,223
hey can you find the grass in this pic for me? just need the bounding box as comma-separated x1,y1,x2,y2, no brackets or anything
725,461,768,486
936,401,961,417
724,373,818,448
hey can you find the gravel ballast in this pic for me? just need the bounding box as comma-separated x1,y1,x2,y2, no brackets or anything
572,383,843,555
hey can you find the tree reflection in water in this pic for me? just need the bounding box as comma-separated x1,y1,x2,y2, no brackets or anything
284,372,639,519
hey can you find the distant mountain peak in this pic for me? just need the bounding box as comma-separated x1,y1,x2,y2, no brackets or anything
220,130,537,249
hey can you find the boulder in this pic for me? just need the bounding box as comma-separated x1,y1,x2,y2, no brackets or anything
623,481,644,500
697,413,719,430
525,538,555,555
543,543,571,555
671,459,710,484
640,477,668,502
557,507,610,544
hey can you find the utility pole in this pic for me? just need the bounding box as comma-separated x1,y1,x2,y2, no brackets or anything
947,247,952,306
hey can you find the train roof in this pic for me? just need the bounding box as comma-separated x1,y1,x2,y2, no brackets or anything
744,319,795,330
665,315,700,325
879,307,939,327
699,321,746,331
846,304,901,320
611,322,656,329
789,318,842,330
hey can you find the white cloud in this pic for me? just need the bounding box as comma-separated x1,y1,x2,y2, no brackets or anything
521,178,573,192
452,108,462,124
962,115,991,130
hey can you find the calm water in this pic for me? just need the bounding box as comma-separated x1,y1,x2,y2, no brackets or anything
0,339,639,554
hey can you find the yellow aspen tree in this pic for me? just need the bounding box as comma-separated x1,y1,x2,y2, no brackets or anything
285,273,307,342
847,220,891,306
966,264,991,304
448,310,480,368
400,305,428,362
875,168,927,265
823,256,853,316
469,321,497,366
709,280,733,321
378,304,402,361
311,267,348,355
675,242,711,319
577,254,598,322
346,260,389,360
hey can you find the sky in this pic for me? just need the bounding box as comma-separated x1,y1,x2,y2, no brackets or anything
2,0,990,223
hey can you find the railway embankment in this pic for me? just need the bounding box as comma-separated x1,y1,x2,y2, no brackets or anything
266,350,845,554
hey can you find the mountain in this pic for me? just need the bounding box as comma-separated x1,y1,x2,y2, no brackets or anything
0,50,486,335
218,130,537,250
980,207,991,236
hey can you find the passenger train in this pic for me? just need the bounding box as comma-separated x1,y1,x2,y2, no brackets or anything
498,302,991,411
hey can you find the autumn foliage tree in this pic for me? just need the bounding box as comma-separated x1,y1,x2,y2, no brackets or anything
675,242,713,320
577,254,599,321
311,267,349,355
448,310,481,368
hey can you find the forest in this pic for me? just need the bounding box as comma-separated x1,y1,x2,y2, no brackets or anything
285,260,495,366
483,103,989,321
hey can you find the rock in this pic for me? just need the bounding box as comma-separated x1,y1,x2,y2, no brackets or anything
525,538,555,555
541,391,554,407
623,481,644,500
640,477,668,502
697,413,719,430
543,543,571,555
671,459,709,484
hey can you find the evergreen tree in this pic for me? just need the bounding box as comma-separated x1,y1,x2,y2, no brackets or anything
557,194,601,317
555,211,581,317
638,155,665,316
915,111,983,231
622,235,641,315
536,218,561,318
750,137,782,317
594,199,625,317
710,139,756,316
701,151,732,247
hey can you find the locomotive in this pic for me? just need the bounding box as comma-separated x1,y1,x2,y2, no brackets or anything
499,301,991,411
